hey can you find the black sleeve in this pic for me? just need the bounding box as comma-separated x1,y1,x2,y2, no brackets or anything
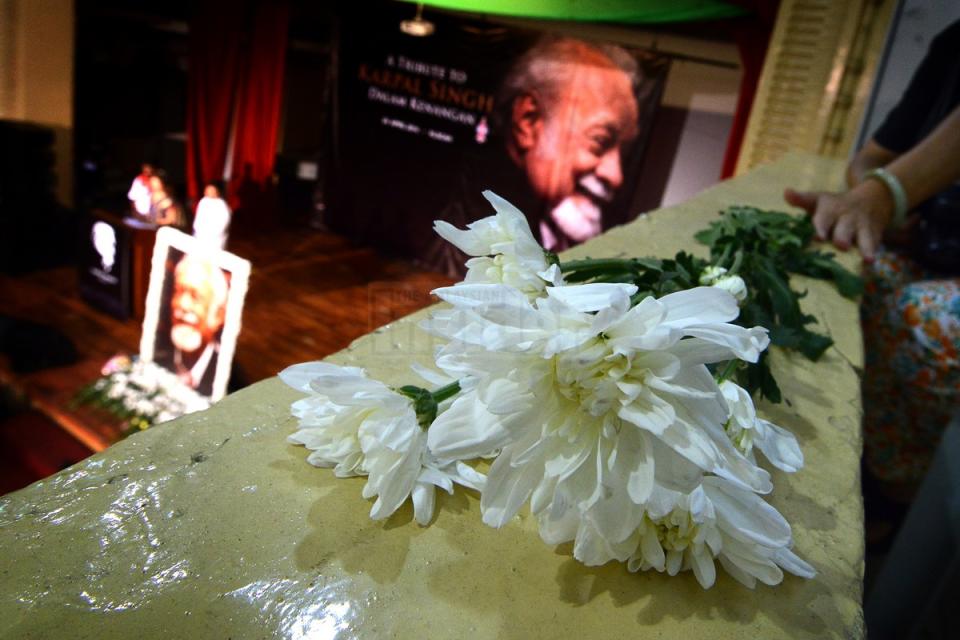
873,19,960,153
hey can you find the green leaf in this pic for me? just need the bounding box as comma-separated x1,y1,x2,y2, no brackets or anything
691,204,854,402
792,253,864,298
738,353,781,403
769,326,833,360
753,257,803,327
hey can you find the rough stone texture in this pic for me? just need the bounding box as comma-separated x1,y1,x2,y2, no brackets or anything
0,153,864,639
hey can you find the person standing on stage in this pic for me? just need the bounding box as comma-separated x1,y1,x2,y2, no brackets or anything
127,163,155,219
193,182,232,251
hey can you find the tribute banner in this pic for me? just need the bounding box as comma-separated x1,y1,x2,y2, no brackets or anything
332,1,669,272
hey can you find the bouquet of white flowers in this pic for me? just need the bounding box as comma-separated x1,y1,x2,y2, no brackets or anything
76,354,211,434
282,191,859,590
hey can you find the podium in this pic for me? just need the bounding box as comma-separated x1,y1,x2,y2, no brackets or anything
125,217,159,320
79,210,159,320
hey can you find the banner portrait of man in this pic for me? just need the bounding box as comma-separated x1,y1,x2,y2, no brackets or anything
492,37,642,251
333,2,669,274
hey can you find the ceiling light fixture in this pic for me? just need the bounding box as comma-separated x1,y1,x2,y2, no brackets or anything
400,3,434,37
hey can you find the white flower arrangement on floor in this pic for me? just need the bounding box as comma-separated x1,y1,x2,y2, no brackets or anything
76,354,211,433
282,191,822,590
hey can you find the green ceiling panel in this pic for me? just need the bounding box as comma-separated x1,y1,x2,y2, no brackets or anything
397,0,747,24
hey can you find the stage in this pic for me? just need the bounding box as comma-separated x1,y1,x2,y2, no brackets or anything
0,223,452,491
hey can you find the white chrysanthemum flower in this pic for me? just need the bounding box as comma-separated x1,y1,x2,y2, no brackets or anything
280,362,484,525
426,282,774,536
713,275,748,302
626,477,815,589
134,370,160,393
698,265,728,285
106,382,125,400
699,266,747,302
134,399,155,415
434,190,562,298
719,381,803,473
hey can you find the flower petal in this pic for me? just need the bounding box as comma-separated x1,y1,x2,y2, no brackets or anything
433,282,533,311
480,444,545,528
690,545,717,589
639,526,666,571
683,325,769,363
428,391,513,459
279,361,365,393
545,282,637,313
721,537,785,586
754,419,804,472
659,287,739,326
703,477,791,548
411,482,436,525
773,547,816,578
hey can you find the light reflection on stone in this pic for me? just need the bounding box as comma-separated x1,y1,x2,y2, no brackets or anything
286,600,352,640
226,578,361,639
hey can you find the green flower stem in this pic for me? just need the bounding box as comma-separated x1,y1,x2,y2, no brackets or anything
716,243,733,270
728,249,744,276
560,258,642,285
398,380,462,430
431,381,461,404
560,257,637,272
715,359,740,383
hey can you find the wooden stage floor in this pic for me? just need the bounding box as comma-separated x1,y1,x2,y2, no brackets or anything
0,225,453,470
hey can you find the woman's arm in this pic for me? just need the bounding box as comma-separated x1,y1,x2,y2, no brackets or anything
785,104,960,260
846,139,898,187
884,105,960,205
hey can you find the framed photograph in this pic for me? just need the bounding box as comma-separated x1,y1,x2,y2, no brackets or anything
140,227,251,402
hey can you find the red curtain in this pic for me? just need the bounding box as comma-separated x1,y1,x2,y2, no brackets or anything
186,0,289,210
720,1,780,178
228,2,290,211
185,0,244,203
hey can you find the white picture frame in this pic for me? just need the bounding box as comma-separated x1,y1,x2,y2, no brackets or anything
139,227,251,402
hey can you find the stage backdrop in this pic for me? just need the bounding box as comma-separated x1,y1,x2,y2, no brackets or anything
331,2,669,274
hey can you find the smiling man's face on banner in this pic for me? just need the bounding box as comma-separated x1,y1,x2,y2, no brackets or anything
507,39,640,248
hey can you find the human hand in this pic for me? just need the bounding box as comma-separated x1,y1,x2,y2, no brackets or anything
783,181,894,261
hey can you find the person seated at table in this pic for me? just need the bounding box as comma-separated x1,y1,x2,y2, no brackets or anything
193,182,231,251
148,173,185,228
783,19,960,541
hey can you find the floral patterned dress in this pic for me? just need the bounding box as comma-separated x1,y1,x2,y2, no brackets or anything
861,249,960,484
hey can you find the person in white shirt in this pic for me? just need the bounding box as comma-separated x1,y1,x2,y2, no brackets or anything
127,163,154,218
193,183,232,251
